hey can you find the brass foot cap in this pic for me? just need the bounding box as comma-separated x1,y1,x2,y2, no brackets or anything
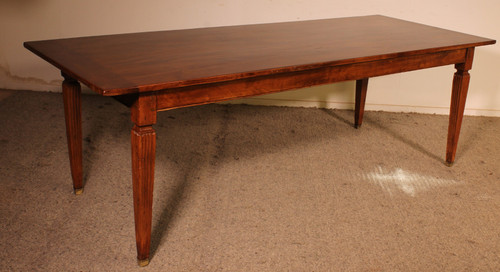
74,188,84,195
445,161,454,167
138,258,149,267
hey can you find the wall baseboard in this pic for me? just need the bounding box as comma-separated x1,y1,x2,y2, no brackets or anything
223,97,500,117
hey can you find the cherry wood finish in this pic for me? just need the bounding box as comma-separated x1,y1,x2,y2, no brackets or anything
62,73,83,194
24,15,495,266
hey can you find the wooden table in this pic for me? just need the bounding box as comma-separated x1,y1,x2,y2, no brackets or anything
24,15,495,266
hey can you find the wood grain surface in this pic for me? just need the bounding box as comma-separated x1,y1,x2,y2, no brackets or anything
24,15,494,96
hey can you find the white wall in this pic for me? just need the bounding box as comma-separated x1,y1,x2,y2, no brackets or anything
1,0,499,116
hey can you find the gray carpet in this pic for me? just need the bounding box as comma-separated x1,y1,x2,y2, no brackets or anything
1,89,499,271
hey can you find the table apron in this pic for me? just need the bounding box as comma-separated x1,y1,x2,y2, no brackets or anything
155,48,467,111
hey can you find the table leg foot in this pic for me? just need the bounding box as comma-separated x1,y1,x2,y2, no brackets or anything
74,188,84,195
138,258,150,267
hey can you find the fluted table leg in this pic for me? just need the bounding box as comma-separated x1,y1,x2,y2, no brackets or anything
130,94,157,266
446,48,475,165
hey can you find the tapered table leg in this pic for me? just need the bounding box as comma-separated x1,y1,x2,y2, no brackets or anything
131,125,156,266
130,94,157,266
446,48,475,165
355,78,369,128
62,74,83,194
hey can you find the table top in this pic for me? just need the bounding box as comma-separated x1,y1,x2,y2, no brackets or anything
24,15,495,96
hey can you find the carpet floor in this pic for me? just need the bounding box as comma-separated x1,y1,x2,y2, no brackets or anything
1,89,499,271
